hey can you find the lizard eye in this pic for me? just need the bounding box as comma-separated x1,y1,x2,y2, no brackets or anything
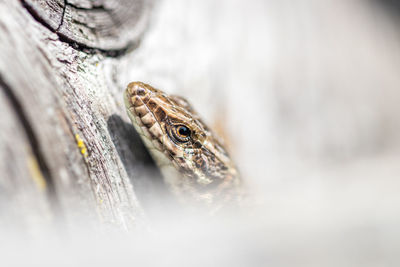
177,125,190,137
173,125,192,143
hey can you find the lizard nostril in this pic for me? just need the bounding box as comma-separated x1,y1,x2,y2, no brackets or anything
136,87,146,96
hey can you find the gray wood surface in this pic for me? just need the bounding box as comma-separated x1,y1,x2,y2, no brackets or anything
22,0,151,52
0,0,154,232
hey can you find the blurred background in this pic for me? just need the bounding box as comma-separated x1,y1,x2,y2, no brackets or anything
2,0,400,266
117,0,400,265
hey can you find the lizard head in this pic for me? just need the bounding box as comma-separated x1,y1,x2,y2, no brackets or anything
124,82,239,204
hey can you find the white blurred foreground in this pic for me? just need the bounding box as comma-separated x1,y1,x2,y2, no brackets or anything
2,0,400,266
1,184,400,267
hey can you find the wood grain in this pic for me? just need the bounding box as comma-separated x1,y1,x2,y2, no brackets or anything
21,0,152,53
0,0,152,232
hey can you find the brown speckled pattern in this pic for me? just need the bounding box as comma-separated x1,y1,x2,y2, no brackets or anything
124,82,240,207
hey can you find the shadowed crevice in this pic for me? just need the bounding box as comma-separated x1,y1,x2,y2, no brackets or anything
0,74,60,208
107,114,178,216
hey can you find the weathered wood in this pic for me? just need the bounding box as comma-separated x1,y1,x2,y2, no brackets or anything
0,80,54,233
0,0,154,232
21,0,152,52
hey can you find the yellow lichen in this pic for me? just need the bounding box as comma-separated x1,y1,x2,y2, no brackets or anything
75,133,88,158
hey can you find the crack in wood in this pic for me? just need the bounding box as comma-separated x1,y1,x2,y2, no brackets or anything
20,0,56,36
55,0,67,32
19,0,137,57
65,1,122,28
66,1,112,12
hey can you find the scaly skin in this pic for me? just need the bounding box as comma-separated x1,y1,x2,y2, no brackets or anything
124,82,240,208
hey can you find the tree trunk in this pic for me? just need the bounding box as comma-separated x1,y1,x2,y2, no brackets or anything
0,0,154,232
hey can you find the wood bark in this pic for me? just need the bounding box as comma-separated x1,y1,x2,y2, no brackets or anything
0,0,154,232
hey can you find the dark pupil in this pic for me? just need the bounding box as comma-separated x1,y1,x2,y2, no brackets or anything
178,126,190,137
